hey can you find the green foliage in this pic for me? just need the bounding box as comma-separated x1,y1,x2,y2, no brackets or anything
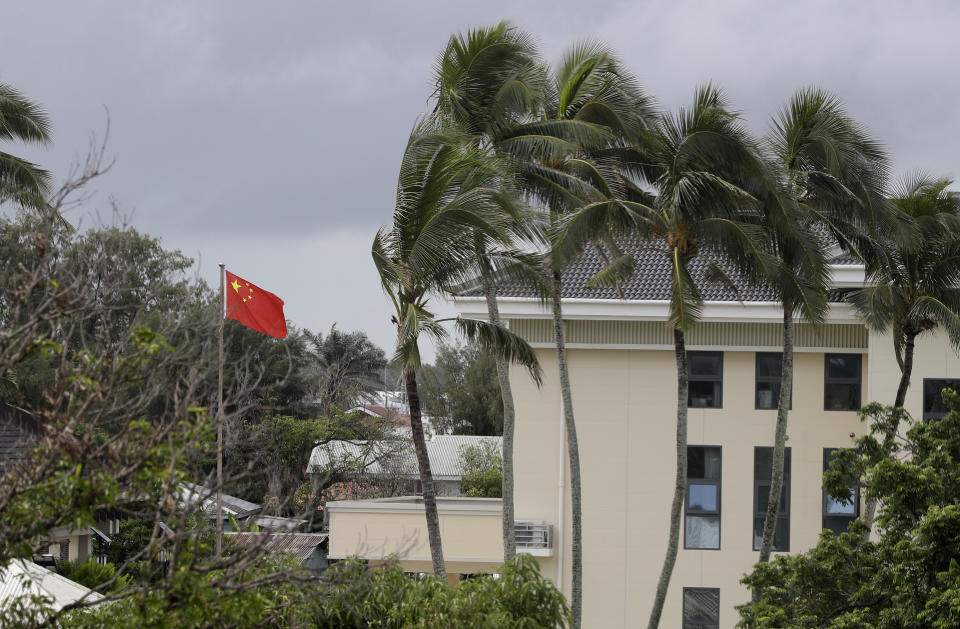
311,325,387,415
316,554,570,628
420,342,503,435
739,394,960,627
459,440,503,498
0,80,53,211
103,517,155,567
62,551,313,629
57,558,132,592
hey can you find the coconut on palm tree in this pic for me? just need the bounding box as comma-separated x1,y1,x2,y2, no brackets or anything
372,117,542,578
1,81,52,210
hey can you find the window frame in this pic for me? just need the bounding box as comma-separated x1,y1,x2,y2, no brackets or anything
922,378,960,421
752,446,791,552
684,445,722,551
755,352,791,410
823,353,862,411
822,447,859,534
688,351,724,409
682,587,720,629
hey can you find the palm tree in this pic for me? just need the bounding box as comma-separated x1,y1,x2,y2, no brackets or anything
565,84,775,628
851,174,960,408
311,325,387,415
502,43,655,628
755,88,892,566
0,81,52,210
432,22,546,562
372,117,542,578
848,173,960,529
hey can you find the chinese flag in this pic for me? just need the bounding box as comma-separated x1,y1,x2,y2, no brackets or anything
224,270,288,338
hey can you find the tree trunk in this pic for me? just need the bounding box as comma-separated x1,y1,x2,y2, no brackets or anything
404,368,446,579
894,330,917,408
647,328,688,629
862,328,917,536
482,270,517,562
755,309,794,583
551,271,583,629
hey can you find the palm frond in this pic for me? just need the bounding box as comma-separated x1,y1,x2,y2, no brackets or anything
453,317,543,385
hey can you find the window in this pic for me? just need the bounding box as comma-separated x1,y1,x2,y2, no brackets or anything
685,446,721,550
753,447,790,551
922,378,960,421
824,354,862,411
755,353,791,410
683,588,720,629
823,448,859,535
689,352,723,408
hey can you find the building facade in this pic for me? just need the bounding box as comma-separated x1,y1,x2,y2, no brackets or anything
326,250,960,627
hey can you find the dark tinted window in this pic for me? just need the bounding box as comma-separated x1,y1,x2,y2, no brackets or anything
923,379,960,420
689,352,723,409
824,354,861,411
756,353,791,410
753,447,790,551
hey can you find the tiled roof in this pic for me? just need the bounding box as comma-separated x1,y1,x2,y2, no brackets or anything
459,238,860,303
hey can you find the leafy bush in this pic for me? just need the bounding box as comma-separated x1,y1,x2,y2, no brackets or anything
459,440,502,498
317,553,570,628
57,558,131,592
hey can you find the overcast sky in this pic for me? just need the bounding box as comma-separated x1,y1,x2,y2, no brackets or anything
2,1,958,359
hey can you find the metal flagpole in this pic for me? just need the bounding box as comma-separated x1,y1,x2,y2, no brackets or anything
216,263,225,558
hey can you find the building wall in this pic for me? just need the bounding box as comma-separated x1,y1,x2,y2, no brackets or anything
327,499,504,567
867,327,960,414
511,341,878,628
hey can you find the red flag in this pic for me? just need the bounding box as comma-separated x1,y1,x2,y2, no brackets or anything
224,270,288,338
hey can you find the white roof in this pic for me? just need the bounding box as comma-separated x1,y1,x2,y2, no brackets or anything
309,435,501,481
0,560,103,612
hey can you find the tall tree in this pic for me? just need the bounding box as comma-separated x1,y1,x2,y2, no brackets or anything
567,85,775,628
432,21,546,562
372,117,542,578
850,173,960,408
311,325,387,415
511,44,655,627
849,173,960,530
0,80,52,211
756,88,892,567
419,342,504,435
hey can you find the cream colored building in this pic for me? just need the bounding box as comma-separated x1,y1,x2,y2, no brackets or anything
326,250,960,627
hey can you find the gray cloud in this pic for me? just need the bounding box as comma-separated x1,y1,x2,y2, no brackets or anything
3,0,959,356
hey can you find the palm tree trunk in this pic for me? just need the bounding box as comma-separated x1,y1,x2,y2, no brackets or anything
862,328,917,536
894,330,918,408
648,328,688,629
404,368,446,579
756,308,794,577
551,271,583,629
482,270,517,562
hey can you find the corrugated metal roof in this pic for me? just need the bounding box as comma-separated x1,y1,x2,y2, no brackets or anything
227,533,327,563
1,560,103,612
457,237,858,302
309,435,502,481
179,482,260,517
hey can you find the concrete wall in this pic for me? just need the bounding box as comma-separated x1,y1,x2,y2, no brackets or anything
511,345,872,628
326,497,505,570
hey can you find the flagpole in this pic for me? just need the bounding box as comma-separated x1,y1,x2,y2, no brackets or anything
216,262,225,558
